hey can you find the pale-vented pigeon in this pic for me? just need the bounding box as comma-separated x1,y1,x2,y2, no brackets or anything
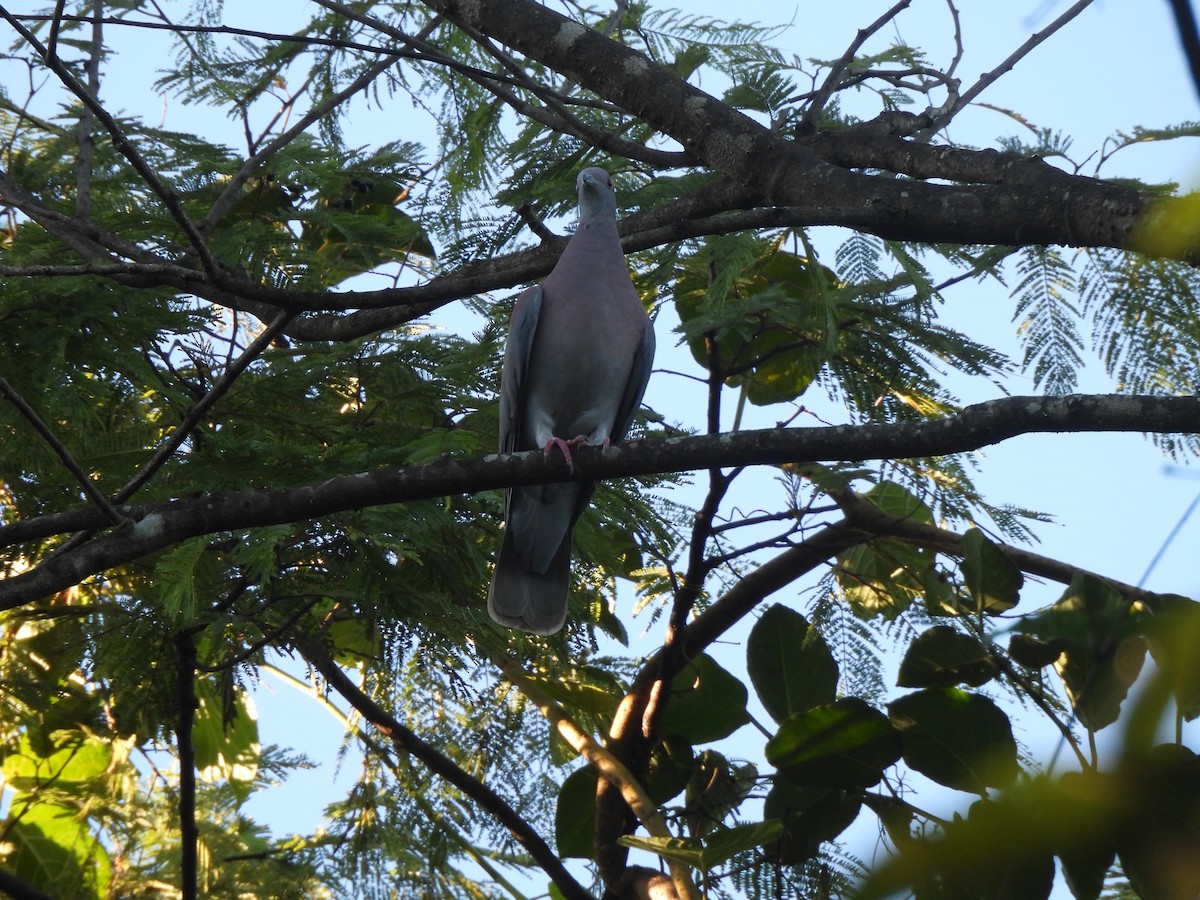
487,168,655,635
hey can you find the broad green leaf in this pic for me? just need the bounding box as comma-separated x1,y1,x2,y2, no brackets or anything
1141,593,1200,720
897,625,997,688
960,527,1023,614
556,740,692,859
1117,744,1200,900
861,481,935,522
888,687,1018,793
192,686,260,800
837,542,928,619
746,604,839,724
616,834,706,869
1,732,111,792
764,779,861,864
858,796,1055,900
765,698,901,788
524,671,622,721
836,482,939,619
1019,574,1146,730
1008,633,1066,670
555,765,597,859
645,736,694,806
4,799,113,899
698,820,784,868
674,238,840,406
659,654,749,743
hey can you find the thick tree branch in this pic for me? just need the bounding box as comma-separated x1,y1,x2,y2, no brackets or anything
1,392,1195,610
419,0,1189,263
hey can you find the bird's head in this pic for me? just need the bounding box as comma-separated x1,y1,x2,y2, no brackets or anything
577,167,618,221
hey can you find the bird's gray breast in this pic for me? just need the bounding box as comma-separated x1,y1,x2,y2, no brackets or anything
520,282,644,448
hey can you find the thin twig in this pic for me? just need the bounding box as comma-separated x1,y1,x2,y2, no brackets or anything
43,309,296,562
73,0,102,221
0,376,128,525
517,199,556,242
117,309,295,504
926,0,1097,132
0,9,220,275
201,55,399,233
798,0,913,135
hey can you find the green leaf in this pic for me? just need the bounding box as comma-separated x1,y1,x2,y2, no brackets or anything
674,238,840,406
153,537,209,622
747,604,839,724
765,698,902,788
1008,633,1066,670
683,750,757,837
192,686,260,801
888,687,1019,793
555,765,597,859
1117,744,1200,900
645,736,694,806
659,654,749,743
764,779,861,864
1019,574,1146,730
698,820,784,868
960,527,1024,614
2,732,112,793
523,672,622,721
836,483,939,619
897,625,997,688
4,800,113,899
866,797,1056,900
1141,593,1200,721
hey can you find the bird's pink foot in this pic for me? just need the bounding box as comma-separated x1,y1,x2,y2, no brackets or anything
542,436,577,469
542,435,610,471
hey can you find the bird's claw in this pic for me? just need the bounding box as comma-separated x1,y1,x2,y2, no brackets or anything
542,434,609,472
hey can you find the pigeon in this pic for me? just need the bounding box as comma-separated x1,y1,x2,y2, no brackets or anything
487,167,655,635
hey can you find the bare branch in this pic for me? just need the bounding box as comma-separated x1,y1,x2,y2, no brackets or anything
0,10,220,275
500,660,700,900
2,392,1196,609
798,0,914,135
174,632,199,900
297,638,596,900
0,376,128,526
926,0,1097,132
72,0,102,220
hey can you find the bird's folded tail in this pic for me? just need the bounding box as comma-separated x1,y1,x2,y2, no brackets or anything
487,526,573,635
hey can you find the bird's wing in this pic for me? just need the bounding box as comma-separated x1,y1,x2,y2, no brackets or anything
610,320,656,443
498,284,543,456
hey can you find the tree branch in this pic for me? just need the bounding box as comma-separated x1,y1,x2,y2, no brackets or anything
0,376,128,526
418,0,1186,263
500,661,700,900
296,638,596,900
1,393,1196,609
0,10,220,275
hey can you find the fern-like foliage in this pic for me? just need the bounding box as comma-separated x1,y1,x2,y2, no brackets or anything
1011,245,1084,395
